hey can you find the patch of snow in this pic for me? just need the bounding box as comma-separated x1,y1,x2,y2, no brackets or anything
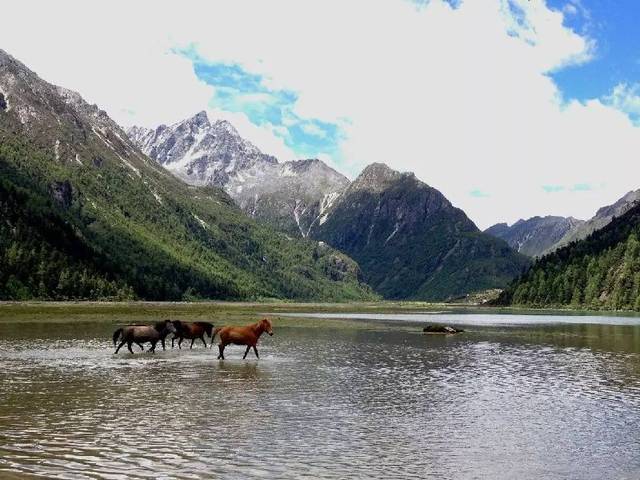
293,200,307,237
74,153,83,165
111,129,129,146
193,214,208,228
54,140,60,161
93,126,141,177
281,163,297,177
385,222,400,245
152,190,163,205
250,193,259,217
120,156,141,177
319,191,341,215
172,126,208,170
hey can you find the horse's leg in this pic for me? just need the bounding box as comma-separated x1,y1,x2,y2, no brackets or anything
149,340,157,353
200,336,207,348
178,337,183,349
115,340,126,354
190,338,195,349
171,336,176,349
217,343,225,360
136,342,144,351
161,338,166,351
127,341,134,354
253,346,259,359
243,345,251,359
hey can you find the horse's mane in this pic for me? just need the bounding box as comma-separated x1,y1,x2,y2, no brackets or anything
153,320,171,331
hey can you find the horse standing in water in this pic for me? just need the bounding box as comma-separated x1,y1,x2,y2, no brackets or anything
112,320,176,354
212,318,273,359
171,321,214,349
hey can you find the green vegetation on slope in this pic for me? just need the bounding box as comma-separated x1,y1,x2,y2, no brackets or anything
497,203,640,310
312,165,530,301
0,134,374,302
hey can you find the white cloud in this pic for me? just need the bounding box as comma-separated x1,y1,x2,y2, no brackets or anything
1,0,639,229
604,83,640,120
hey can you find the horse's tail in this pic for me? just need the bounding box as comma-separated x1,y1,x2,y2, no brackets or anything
112,328,123,346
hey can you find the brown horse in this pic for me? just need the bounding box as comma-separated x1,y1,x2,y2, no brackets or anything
171,321,214,349
112,320,176,354
211,318,273,359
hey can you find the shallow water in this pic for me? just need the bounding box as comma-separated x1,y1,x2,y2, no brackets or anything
1,313,640,479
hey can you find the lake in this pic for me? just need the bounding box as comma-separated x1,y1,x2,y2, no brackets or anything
1,308,639,479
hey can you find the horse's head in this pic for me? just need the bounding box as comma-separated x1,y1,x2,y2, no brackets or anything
205,322,214,338
261,318,273,336
156,319,176,334
171,320,183,332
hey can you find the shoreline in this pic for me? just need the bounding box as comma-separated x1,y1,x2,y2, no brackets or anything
0,300,638,323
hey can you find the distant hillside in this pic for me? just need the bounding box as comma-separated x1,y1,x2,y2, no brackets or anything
0,49,375,302
485,216,584,258
497,203,640,310
310,163,531,300
554,189,640,250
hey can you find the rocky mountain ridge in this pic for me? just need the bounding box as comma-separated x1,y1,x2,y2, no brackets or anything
485,216,585,258
309,163,531,300
128,113,349,238
554,189,640,249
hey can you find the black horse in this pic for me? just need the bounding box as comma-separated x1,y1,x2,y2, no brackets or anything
112,320,176,354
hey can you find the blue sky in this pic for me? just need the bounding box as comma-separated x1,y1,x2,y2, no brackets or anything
548,0,640,107
177,0,640,163
178,47,344,162
6,0,639,227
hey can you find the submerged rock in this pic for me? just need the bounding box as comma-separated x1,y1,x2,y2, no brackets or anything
423,324,464,334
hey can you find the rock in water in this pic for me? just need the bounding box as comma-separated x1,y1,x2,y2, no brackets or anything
423,324,464,334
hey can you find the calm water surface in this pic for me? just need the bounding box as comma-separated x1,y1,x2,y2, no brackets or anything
1,313,640,479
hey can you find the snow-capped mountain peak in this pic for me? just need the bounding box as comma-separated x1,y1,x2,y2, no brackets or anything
127,113,349,236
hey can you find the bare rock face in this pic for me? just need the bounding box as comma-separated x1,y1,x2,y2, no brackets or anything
128,114,349,238
485,216,585,258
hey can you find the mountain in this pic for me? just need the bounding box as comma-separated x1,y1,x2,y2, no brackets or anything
497,202,640,310
128,114,349,238
0,49,375,301
485,216,585,258
308,163,531,300
554,189,640,249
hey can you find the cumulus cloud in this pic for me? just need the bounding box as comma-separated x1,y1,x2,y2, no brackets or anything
1,0,639,228
604,83,640,123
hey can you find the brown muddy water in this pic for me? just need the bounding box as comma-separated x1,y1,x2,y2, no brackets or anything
1,312,640,479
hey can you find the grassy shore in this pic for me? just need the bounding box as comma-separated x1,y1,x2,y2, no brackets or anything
0,300,636,325
0,300,450,324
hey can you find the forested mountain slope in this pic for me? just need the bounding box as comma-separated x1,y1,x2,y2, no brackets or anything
497,203,640,310
310,163,530,300
0,49,374,301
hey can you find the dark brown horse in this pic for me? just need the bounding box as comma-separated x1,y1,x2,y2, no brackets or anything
211,318,273,359
112,320,176,354
171,321,214,349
